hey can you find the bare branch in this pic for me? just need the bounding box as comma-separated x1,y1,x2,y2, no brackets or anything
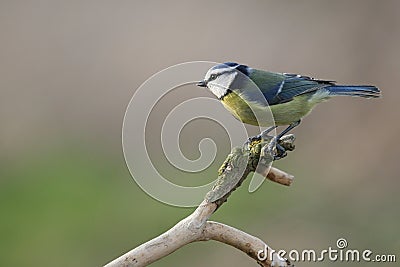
261,167,294,186
104,135,296,267
105,200,217,267
201,221,291,267
105,201,291,267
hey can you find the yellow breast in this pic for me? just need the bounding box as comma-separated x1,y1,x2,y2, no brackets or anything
221,92,319,126
221,91,275,126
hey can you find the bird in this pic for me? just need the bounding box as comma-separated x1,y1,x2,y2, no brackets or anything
197,62,381,157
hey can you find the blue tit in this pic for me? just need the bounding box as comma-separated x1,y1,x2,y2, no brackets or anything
197,62,381,139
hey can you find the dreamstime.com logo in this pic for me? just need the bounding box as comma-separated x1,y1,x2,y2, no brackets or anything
122,61,276,207
257,238,397,264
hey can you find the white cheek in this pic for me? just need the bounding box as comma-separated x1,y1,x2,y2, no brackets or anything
208,84,227,99
208,72,237,99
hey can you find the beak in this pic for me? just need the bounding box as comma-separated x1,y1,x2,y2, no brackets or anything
196,80,207,87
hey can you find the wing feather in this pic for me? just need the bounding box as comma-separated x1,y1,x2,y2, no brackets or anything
262,73,335,105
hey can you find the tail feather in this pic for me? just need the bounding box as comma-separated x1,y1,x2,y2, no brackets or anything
326,85,381,98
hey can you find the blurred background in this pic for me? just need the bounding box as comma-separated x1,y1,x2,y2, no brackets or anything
1,1,399,266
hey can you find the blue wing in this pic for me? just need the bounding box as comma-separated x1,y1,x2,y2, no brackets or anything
263,74,335,105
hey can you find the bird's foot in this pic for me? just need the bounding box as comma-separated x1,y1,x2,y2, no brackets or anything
273,134,296,160
268,137,287,160
244,126,277,148
244,134,262,148
245,126,295,160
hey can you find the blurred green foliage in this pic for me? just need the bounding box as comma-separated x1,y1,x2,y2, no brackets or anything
1,142,398,266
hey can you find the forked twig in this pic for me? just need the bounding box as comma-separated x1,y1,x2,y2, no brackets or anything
105,135,296,267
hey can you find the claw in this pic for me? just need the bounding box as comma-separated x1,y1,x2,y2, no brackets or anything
271,137,288,161
245,125,294,160
244,126,278,147
244,134,262,148
274,142,287,160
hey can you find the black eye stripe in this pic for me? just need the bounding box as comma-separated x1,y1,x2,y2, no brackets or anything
208,67,244,82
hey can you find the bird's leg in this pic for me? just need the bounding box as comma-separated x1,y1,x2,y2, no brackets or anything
244,126,277,147
273,120,301,160
260,126,278,140
277,120,301,140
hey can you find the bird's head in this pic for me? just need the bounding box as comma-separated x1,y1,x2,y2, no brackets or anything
197,62,250,99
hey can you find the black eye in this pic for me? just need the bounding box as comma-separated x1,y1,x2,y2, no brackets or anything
209,74,217,80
